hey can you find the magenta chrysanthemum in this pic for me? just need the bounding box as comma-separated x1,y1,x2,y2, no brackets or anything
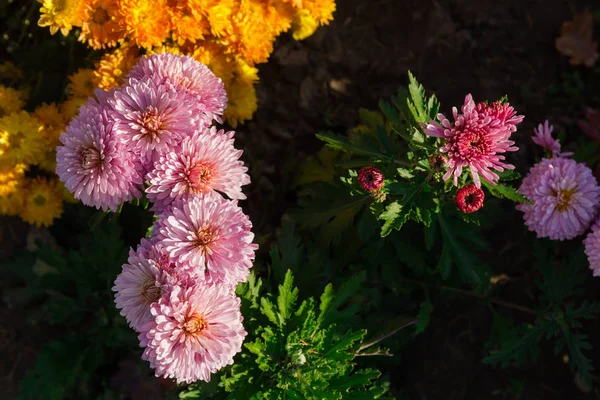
357,166,384,191
532,120,572,157
56,100,142,211
584,220,600,277
154,194,258,285
517,157,600,241
138,283,246,384
455,184,485,213
128,53,227,122
422,95,524,188
146,126,250,211
113,241,171,331
110,78,197,162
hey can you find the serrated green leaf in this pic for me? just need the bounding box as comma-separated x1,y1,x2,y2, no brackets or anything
277,270,299,325
260,297,279,326
481,180,532,204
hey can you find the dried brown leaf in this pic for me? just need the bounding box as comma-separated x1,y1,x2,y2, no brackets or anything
555,11,599,67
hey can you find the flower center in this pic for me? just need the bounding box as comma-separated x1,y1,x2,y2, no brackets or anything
452,128,490,161
140,279,161,303
189,164,214,193
141,109,162,136
195,227,216,249
555,189,575,212
183,314,208,335
33,194,47,206
92,7,109,24
80,147,103,170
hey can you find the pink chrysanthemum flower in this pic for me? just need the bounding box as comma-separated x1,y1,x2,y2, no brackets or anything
154,193,258,285
56,100,142,211
532,120,573,157
455,184,485,213
357,166,384,192
110,78,197,162
138,283,246,384
128,53,227,122
146,126,250,211
517,157,600,241
113,242,171,331
584,220,600,277
475,100,524,132
422,95,524,188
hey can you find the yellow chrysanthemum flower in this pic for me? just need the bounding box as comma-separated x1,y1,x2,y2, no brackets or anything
233,58,259,87
301,0,335,25
34,103,65,172
223,80,257,127
67,68,97,98
292,8,319,40
37,0,86,36
93,44,139,90
0,163,27,197
118,0,171,49
60,96,87,120
20,177,64,227
0,62,24,80
191,42,235,82
0,111,45,166
168,0,210,45
79,0,125,49
0,189,25,216
0,85,27,117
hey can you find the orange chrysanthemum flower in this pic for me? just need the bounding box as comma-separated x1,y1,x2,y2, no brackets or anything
118,0,171,49
168,0,210,45
79,0,125,49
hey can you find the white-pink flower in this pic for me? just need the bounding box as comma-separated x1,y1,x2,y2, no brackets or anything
138,283,246,383
113,241,171,331
146,126,250,211
110,78,198,163
153,193,257,285
584,219,600,277
56,99,142,211
127,53,227,123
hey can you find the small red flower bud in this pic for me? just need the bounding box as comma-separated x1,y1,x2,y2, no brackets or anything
455,184,485,213
358,166,384,191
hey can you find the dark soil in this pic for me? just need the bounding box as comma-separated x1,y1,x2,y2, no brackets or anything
2,0,600,398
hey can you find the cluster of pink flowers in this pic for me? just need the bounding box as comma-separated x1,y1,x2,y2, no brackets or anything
56,53,256,384
516,120,600,275
422,95,524,188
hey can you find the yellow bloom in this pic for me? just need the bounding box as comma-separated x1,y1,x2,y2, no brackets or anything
0,163,27,197
168,0,210,45
200,0,236,37
292,8,318,40
79,0,125,49
300,0,335,25
118,0,171,49
0,85,27,117
232,58,259,87
67,68,97,98
20,177,64,227
35,103,64,173
37,0,86,36
0,189,25,216
0,111,45,166
93,44,139,90
0,62,24,80
60,96,87,121
223,79,257,127
191,42,235,82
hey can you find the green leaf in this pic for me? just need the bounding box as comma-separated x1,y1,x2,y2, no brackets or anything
414,300,433,334
260,297,279,326
379,201,405,236
406,71,440,124
276,270,299,325
481,180,532,204
318,271,367,327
